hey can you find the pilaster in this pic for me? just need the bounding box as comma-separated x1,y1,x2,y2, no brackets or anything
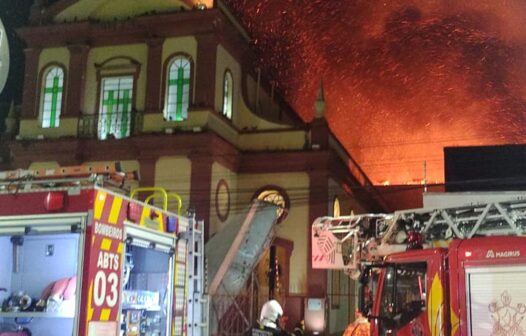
189,155,214,239
194,34,218,109
21,48,42,119
144,38,165,114
307,170,329,298
66,44,89,117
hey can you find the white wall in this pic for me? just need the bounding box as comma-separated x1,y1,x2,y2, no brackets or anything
0,236,12,303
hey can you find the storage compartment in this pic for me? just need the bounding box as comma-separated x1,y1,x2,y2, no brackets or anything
0,233,81,336
120,243,173,336
466,265,526,336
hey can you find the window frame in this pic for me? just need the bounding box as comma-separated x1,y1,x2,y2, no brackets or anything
162,53,194,122
253,185,290,224
95,56,140,140
97,75,135,140
38,63,67,128
215,179,231,222
379,262,427,327
222,69,233,120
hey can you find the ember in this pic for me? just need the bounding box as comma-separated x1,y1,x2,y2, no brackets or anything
225,0,526,184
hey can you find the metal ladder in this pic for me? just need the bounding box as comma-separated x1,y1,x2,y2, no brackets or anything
382,198,526,242
185,216,209,336
313,198,526,272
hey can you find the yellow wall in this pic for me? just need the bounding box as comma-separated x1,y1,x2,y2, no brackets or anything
237,172,310,295
28,161,60,170
210,162,237,235
329,178,368,215
38,48,70,73
215,45,241,123
238,130,306,151
154,156,192,213
239,74,290,130
327,178,366,334
162,37,198,69
84,44,148,114
19,118,78,139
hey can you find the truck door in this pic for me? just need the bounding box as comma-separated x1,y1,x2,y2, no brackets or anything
374,262,428,336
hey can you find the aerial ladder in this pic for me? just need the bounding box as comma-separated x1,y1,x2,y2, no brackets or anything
312,196,526,278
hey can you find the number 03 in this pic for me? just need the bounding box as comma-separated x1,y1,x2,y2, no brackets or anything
93,271,119,307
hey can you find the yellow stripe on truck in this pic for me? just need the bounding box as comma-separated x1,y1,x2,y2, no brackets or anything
101,238,112,251
100,308,111,321
108,196,123,225
94,191,107,220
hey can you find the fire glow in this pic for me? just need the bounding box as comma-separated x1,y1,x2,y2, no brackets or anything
225,0,526,185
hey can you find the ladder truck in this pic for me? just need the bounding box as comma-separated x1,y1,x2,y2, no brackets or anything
312,194,526,336
0,164,208,336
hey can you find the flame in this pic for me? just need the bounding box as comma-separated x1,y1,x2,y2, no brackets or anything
225,0,526,184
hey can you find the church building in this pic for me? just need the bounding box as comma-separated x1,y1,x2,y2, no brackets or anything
9,0,386,333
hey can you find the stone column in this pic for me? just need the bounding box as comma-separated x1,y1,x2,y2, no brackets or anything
307,170,329,298
144,37,164,114
20,47,42,118
66,44,89,117
189,155,214,240
138,157,157,188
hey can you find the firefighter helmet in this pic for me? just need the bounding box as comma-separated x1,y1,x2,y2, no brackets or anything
259,299,283,329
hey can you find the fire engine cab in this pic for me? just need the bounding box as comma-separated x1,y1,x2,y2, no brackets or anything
313,192,526,336
0,164,207,336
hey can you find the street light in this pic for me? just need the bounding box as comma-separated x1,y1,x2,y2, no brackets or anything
0,18,9,94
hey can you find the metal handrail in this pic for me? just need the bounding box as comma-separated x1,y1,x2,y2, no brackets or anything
78,109,143,138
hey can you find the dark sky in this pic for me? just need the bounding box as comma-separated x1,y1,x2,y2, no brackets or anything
0,0,33,106
2,1,525,184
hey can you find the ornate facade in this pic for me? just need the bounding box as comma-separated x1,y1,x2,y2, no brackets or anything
9,0,386,333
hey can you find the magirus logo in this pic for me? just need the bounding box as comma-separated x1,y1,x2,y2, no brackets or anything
486,249,521,259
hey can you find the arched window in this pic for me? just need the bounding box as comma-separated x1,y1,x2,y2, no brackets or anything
333,196,341,217
254,186,290,223
222,70,233,119
40,66,65,128
96,56,140,140
164,56,191,121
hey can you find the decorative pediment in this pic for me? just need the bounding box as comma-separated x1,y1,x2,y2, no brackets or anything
52,0,213,23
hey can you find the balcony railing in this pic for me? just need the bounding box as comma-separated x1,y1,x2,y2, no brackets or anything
78,110,143,139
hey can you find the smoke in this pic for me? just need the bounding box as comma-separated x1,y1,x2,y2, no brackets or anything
225,0,526,184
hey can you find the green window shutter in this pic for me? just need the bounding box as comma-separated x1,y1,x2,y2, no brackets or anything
222,71,233,120
99,76,134,140
165,56,191,121
41,67,64,128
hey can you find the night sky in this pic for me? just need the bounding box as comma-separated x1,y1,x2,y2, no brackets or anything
0,0,33,107
2,1,526,184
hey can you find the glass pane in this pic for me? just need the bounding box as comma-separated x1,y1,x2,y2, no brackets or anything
98,76,134,140
394,263,427,316
164,57,190,121
40,67,64,129
222,72,233,119
380,266,395,316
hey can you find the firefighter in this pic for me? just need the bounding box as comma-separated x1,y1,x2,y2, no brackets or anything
342,309,370,336
247,300,289,336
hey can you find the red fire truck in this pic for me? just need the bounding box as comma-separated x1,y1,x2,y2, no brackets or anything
313,192,526,336
0,165,207,336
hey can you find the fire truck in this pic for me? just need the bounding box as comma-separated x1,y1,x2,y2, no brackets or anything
0,164,207,336
312,192,526,336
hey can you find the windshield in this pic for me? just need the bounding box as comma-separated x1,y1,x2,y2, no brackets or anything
359,267,380,316
379,262,427,325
